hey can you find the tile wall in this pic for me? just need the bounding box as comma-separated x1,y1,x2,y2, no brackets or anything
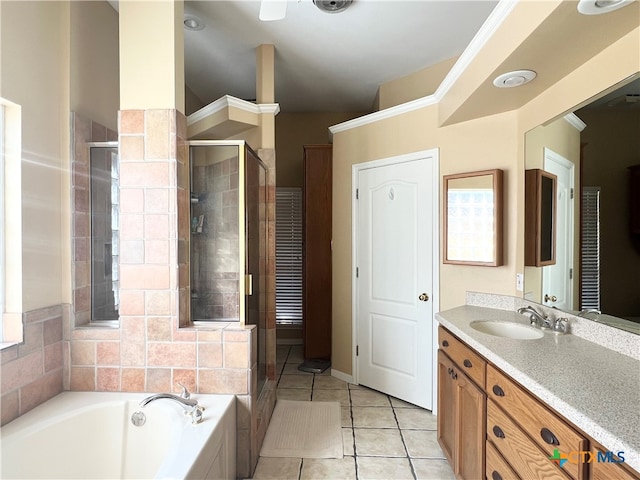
0,306,64,425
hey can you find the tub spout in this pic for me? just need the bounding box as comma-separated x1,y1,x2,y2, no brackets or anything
140,393,204,424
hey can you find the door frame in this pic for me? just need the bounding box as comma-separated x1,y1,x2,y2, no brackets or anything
351,148,440,411
543,147,575,311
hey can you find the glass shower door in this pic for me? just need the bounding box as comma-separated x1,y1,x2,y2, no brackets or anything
244,145,268,393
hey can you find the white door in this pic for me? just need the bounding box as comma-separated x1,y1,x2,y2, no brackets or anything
543,148,575,311
355,153,437,410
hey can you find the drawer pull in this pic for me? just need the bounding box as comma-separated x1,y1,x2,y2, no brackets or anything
492,385,505,397
540,428,560,446
492,425,506,439
463,359,472,368
491,471,503,480
442,340,449,347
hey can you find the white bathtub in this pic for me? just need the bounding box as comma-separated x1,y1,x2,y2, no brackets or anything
0,392,236,479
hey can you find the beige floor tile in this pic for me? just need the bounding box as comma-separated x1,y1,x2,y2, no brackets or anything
287,346,304,363
277,388,312,401
389,396,420,409
348,383,365,390
282,363,313,375
251,457,302,479
342,427,355,456
350,388,391,407
313,375,349,390
354,428,406,457
411,458,455,480
356,456,414,480
278,374,314,389
352,406,397,428
299,457,357,480
341,406,353,427
312,388,350,407
395,407,437,430
402,430,445,459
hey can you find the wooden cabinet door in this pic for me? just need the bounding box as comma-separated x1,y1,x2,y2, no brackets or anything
437,350,457,466
437,350,486,479
303,145,332,360
456,365,486,480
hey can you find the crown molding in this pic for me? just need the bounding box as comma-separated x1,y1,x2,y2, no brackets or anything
329,0,517,136
563,113,587,132
188,95,280,126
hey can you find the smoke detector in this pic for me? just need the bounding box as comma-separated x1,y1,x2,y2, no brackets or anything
493,70,537,88
577,0,634,15
313,0,352,14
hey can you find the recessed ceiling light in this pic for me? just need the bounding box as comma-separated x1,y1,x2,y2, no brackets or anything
577,0,634,15
493,70,537,88
184,16,205,31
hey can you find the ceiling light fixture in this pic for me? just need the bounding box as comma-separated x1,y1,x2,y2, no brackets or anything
184,16,205,31
493,70,537,88
577,0,634,15
313,0,352,14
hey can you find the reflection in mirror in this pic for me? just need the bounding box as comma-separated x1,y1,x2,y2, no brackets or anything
524,74,640,335
90,145,120,322
444,169,503,266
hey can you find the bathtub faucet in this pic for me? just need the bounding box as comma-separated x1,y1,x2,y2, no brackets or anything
139,393,205,424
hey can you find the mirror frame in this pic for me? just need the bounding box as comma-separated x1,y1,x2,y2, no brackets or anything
443,169,504,267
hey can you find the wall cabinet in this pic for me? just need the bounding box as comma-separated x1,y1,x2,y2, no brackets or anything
525,168,557,266
302,145,332,361
437,326,640,480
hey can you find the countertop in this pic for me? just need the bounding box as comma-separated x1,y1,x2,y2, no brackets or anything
436,305,640,473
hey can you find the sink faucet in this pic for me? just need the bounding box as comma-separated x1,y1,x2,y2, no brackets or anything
140,389,205,424
578,308,601,317
517,305,552,329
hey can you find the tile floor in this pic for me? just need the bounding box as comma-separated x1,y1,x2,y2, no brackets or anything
249,345,455,480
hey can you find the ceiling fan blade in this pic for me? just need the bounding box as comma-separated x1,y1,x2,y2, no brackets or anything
259,0,287,21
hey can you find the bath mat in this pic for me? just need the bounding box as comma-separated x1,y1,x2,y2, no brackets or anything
260,400,343,459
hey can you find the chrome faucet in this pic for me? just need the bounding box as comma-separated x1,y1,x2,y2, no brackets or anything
140,386,205,424
517,305,552,329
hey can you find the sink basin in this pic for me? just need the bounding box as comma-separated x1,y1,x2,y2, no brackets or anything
470,320,544,340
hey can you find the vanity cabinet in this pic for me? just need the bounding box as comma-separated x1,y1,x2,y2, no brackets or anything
525,168,557,266
487,363,587,480
437,331,486,480
437,326,640,480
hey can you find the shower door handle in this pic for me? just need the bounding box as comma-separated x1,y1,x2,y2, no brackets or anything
245,274,253,296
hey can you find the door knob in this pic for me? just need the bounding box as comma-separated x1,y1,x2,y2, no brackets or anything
418,293,429,302
544,294,557,302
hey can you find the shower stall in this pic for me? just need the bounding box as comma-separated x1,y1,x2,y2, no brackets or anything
189,141,268,392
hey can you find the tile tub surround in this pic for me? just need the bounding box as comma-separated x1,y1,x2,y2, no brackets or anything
436,304,640,473
1,305,64,426
63,110,278,478
465,291,640,360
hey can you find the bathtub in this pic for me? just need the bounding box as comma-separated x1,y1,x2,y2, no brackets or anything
0,392,236,479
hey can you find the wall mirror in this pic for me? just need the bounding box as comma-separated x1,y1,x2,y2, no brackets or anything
443,169,504,266
524,73,640,335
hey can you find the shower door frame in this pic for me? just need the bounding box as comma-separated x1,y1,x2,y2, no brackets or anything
187,140,269,328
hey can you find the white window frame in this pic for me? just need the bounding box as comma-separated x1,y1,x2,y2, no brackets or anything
1,99,23,347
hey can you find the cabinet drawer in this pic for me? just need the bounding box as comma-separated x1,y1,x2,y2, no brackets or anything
486,439,520,480
488,400,570,480
438,326,486,388
487,365,587,480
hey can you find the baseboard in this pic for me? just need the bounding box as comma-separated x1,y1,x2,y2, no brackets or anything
331,368,354,385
